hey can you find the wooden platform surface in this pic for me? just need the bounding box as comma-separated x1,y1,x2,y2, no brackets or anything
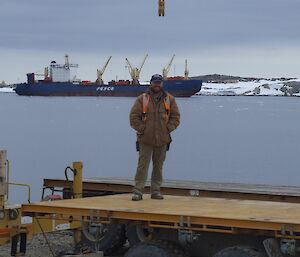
22,194,300,232
45,177,300,197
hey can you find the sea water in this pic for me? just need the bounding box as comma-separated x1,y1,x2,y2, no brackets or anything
0,93,299,203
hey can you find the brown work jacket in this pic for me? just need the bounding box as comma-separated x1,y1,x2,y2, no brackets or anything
130,90,180,146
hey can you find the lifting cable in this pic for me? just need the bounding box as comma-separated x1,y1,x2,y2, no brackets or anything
36,218,57,257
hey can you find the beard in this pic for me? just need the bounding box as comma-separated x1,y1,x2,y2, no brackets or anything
150,85,162,93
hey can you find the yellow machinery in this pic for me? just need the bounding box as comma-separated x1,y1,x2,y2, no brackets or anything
162,56,190,80
0,150,31,255
162,54,175,80
96,56,112,85
158,0,165,16
4,152,300,256
22,181,300,257
125,54,148,85
0,150,82,256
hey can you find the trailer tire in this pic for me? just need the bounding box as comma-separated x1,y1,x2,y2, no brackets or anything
126,223,153,245
124,240,189,257
213,246,266,257
79,223,126,255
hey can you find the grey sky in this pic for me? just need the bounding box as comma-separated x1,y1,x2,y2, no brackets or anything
1,0,300,83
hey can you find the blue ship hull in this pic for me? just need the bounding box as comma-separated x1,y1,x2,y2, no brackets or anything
15,80,202,97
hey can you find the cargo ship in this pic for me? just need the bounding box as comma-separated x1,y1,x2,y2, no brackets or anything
15,55,202,97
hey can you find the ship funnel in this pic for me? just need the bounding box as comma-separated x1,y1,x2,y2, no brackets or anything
27,73,35,84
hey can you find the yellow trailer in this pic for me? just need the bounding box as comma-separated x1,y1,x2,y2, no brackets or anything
22,193,300,237
23,166,300,257
2,155,300,257
21,191,300,257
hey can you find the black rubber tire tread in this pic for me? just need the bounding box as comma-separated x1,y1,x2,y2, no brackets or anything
124,240,189,257
80,224,126,255
126,223,152,246
213,246,266,257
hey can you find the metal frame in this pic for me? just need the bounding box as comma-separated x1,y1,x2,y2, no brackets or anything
22,201,300,240
43,178,300,203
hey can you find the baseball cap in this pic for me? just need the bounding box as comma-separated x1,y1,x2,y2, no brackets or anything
150,74,163,83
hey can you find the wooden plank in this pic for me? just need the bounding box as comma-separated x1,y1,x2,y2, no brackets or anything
22,194,300,232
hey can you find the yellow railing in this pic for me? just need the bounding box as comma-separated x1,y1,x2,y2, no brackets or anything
6,160,31,203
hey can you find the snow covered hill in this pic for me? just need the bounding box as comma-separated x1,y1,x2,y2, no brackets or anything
200,79,300,96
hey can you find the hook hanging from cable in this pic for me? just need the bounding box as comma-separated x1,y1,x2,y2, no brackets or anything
158,0,165,17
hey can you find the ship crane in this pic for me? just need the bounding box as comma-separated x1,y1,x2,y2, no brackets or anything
125,54,148,85
162,54,175,80
33,67,50,80
96,56,112,85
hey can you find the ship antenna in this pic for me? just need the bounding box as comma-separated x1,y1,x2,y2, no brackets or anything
64,54,78,69
184,59,189,80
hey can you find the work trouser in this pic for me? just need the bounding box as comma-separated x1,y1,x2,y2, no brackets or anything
133,143,167,194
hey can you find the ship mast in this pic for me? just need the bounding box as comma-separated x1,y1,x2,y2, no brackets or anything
97,56,112,85
162,54,175,80
49,54,78,82
184,59,189,80
125,54,148,85
64,54,78,69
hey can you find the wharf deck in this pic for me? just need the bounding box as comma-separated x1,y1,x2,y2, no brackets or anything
22,194,300,237
44,177,300,203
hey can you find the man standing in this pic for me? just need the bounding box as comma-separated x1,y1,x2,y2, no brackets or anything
130,74,180,201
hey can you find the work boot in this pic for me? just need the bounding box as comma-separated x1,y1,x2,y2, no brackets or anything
151,191,164,200
132,192,143,201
